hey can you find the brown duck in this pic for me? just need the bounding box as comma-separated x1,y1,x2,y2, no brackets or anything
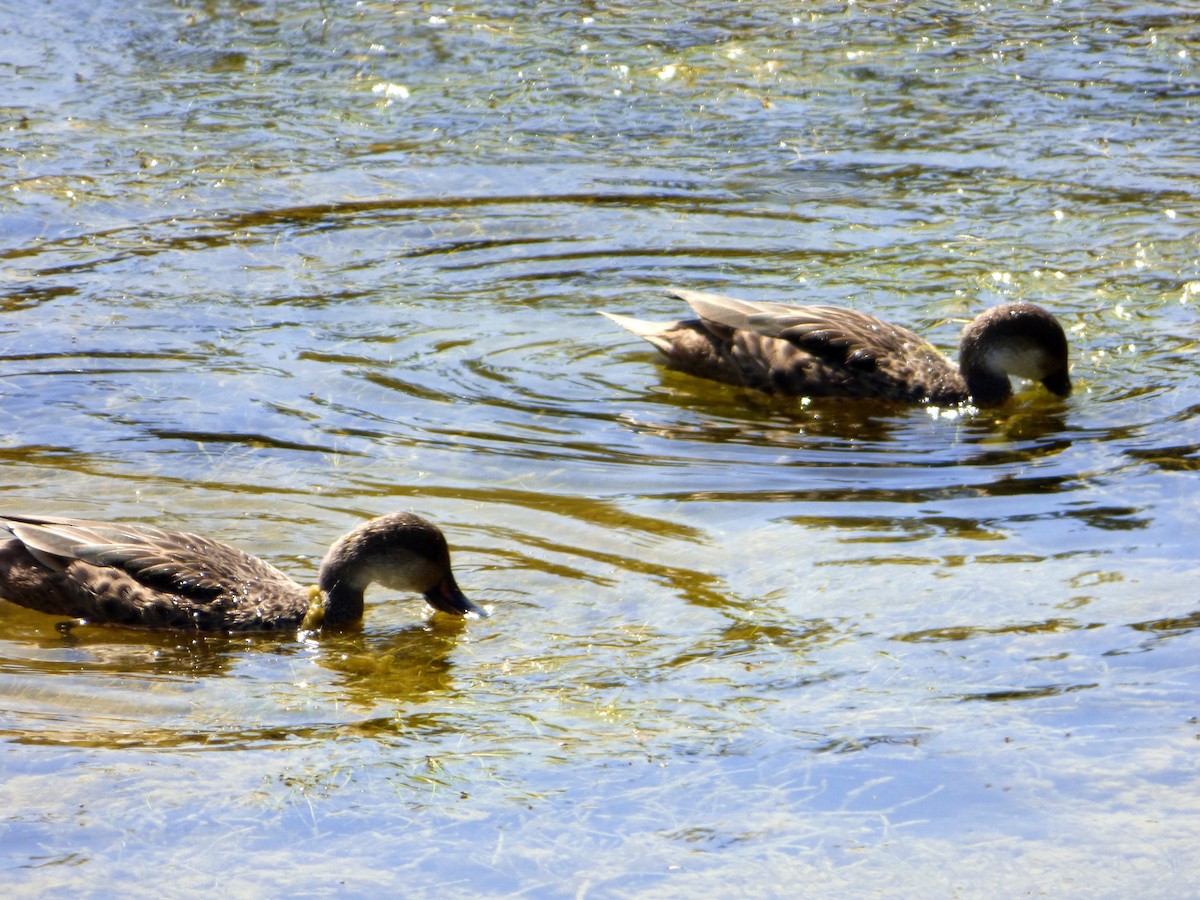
603,287,1071,406
0,511,486,632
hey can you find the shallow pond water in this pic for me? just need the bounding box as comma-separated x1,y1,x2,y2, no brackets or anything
2,1,1199,895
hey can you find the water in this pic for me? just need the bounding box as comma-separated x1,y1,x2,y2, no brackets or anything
2,1,1199,895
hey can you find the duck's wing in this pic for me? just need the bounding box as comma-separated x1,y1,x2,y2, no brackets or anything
1,514,294,599
598,311,676,355
668,287,927,372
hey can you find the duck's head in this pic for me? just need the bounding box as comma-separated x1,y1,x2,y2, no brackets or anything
959,302,1071,406
317,512,487,625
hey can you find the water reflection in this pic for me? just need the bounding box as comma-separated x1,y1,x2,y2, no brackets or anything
894,618,1086,644
316,619,475,704
0,614,484,749
1127,441,1200,472
1123,609,1200,650
661,617,845,667
957,683,1098,703
0,617,243,678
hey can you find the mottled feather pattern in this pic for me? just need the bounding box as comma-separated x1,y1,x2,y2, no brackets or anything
12,517,294,606
604,287,1070,407
0,511,483,631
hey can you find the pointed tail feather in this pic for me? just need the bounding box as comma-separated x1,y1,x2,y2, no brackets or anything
599,311,673,355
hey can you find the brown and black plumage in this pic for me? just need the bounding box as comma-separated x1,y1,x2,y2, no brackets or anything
0,512,486,632
603,287,1071,406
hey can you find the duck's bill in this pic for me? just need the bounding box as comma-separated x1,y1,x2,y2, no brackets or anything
424,574,489,617
1042,369,1072,397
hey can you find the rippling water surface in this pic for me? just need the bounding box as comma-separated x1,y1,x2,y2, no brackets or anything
2,1,1199,895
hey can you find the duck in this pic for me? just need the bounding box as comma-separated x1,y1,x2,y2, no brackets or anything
602,287,1071,406
0,511,486,632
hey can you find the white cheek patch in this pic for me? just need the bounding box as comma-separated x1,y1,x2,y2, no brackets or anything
985,343,1052,380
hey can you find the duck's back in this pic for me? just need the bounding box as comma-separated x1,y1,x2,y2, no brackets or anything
0,515,308,631
661,289,969,403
